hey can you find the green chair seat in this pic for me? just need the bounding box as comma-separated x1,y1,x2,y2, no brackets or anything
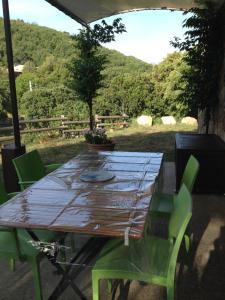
150,155,199,216
94,236,173,285
150,193,175,215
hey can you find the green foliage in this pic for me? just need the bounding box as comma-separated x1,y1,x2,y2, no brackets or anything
16,55,72,99
171,2,225,132
144,52,190,118
102,48,153,76
70,18,126,129
23,60,36,73
95,73,153,116
0,18,152,121
0,18,74,66
20,86,88,120
50,86,88,120
36,55,71,87
16,72,38,99
20,88,55,118
0,66,10,119
0,17,200,125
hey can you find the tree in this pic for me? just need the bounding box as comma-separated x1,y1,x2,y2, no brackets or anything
70,18,126,130
171,2,225,132
95,73,153,117
0,66,10,119
19,85,88,121
146,52,191,118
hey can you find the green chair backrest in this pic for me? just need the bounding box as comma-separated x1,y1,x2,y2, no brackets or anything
181,155,199,192
169,184,192,240
13,150,46,184
167,184,192,280
0,180,9,205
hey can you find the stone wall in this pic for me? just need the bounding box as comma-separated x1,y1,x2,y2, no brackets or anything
198,41,225,142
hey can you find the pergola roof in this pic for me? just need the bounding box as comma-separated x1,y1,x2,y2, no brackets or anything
45,0,222,25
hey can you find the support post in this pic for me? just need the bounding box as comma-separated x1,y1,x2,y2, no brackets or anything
2,0,21,148
1,0,25,192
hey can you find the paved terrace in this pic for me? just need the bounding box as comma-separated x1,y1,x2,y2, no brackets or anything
0,162,225,300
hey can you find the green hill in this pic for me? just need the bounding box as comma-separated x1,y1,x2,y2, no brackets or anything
0,18,190,122
0,18,73,66
0,17,151,72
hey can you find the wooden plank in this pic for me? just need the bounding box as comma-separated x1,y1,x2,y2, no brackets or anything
96,123,112,127
97,121,129,128
19,117,68,124
62,120,90,125
96,115,129,120
63,128,88,133
21,126,66,134
0,117,68,133
0,126,14,132
0,135,14,143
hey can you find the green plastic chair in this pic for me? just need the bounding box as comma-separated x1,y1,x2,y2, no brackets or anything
0,180,61,299
0,226,47,300
13,149,62,190
92,184,192,300
150,155,199,215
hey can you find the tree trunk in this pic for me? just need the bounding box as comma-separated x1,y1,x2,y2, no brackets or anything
88,99,93,130
205,107,210,134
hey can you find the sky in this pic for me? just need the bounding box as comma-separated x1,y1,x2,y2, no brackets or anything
0,0,187,64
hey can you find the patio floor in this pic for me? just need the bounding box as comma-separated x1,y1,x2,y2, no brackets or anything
0,162,225,300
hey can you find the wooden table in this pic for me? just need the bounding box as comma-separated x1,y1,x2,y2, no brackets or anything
0,151,163,299
0,151,163,239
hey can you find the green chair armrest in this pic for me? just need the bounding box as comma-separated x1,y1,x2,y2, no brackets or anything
0,226,14,232
45,163,62,173
19,180,36,190
7,192,19,199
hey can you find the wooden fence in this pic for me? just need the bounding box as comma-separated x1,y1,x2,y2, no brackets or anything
95,114,129,129
0,115,129,145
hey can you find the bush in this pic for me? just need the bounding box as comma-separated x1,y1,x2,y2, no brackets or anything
19,86,89,120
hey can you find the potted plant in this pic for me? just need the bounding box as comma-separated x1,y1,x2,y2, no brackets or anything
84,128,115,151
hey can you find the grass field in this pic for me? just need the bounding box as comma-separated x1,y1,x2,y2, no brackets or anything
0,123,197,179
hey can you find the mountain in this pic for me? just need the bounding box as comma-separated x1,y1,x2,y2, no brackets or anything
0,18,162,120
0,17,152,73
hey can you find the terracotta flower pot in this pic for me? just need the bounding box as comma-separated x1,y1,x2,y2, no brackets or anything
87,142,115,151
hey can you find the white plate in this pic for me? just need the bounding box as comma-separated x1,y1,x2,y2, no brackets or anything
80,171,115,182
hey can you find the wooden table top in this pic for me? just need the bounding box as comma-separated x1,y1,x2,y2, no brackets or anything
0,151,163,239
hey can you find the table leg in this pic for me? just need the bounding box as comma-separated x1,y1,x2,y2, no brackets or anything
48,237,108,300
26,229,87,300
